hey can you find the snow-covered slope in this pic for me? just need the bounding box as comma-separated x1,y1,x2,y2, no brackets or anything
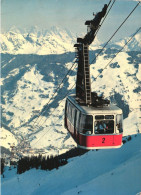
0,26,100,55
0,127,18,149
1,53,77,156
1,134,141,195
1,52,141,155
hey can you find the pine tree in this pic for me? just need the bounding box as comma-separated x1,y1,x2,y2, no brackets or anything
1,158,5,175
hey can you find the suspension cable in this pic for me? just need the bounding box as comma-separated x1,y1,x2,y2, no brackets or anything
90,1,141,64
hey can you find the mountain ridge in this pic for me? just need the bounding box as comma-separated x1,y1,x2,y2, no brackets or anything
1,26,141,55
1,26,101,55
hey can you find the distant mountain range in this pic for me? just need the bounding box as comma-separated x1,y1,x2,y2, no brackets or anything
1,26,101,55
1,26,141,55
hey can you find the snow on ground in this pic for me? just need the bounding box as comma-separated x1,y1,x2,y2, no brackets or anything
0,78,4,85
2,65,56,129
30,99,76,155
0,127,18,149
1,134,141,195
137,63,141,81
91,51,137,98
1,57,78,155
123,111,141,136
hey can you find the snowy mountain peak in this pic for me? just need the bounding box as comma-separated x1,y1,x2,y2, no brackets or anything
0,26,101,55
8,26,22,34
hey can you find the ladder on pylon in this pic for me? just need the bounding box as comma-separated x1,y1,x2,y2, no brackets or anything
83,44,92,105
75,43,92,105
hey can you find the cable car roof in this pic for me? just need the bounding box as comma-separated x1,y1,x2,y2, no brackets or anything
67,95,122,115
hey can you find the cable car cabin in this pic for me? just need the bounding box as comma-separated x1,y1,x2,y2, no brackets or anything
64,95,123,149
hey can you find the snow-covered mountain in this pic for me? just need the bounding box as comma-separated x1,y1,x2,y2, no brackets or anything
1,26,141,55
0,26,100,55
1,27,141,155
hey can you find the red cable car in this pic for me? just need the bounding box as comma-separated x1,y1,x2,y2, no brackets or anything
65,95,123,149
64,4,123,149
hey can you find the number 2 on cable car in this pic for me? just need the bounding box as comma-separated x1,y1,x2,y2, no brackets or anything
102,137,105,143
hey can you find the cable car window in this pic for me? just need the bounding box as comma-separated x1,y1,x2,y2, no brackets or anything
71,106,76,126
116,114,123,133
65,100,68,116
68,103,72,122
76,111,80,129
105,115,114,119
79,114,84,131
95,115,104,120
71,104,74,123
94,120,114,134
80,114,93,135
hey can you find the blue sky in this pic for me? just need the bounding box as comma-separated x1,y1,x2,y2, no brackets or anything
1,0,141,42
